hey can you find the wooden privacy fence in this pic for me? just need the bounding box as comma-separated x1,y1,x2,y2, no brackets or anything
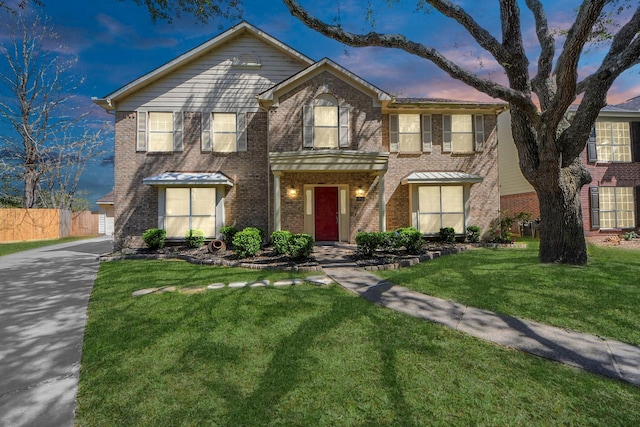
0,208,99,242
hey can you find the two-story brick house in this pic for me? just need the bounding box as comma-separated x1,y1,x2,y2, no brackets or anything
93,22,505,249
499,98,640,235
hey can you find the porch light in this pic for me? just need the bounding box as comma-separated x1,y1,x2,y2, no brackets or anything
287,187,297,198
355,186,365,201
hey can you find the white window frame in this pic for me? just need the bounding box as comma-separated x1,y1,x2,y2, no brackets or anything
442,114,484,153
594,121,632,163
598,187,635,229
413,185,466,234
164,187,217,238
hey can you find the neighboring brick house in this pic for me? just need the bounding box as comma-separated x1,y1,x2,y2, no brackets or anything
498,98,640,236
93,22,505,249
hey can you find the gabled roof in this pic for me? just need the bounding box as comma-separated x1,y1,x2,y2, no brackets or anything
257,57,392,108
93,21,314,111
96,190,114,205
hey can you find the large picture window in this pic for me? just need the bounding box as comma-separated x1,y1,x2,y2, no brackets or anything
148,112,174,152
598,187,635,229
165,187,216,238
415,185,465,234
595,121,631,162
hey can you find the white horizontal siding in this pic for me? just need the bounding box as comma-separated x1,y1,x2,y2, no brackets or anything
117,32,307,112
498,111,534,196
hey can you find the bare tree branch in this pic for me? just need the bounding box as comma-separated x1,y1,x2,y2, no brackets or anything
525,0,556,109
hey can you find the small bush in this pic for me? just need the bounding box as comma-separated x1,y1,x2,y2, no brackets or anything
220,226,238,246
439,227,456,243
232,227,262,258
142,228,166,250
270,230,292,255
623,231,639,241
356,231,383,256
397,227,424,254
287,233,314,260
380,231,402,251
185,229,205,248
465,225,481,243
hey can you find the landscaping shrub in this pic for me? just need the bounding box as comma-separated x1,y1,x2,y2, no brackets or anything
185,229,205,248
220,226,238,246
623,231,639,241
465,225,481,243
142,228,166,250
440,227,456,243
356,231,383,256
287,233,314,260
270,230,292,255
397,227,424,254
380,231,402,251
232,227,262,258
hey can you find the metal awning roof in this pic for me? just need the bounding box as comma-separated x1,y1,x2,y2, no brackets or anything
401,171,484,185
143,172,234,186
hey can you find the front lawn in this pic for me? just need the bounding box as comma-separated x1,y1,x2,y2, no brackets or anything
76,259,640,426
378,240,640,345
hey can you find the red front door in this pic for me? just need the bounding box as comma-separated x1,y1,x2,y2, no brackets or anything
314,187,339,241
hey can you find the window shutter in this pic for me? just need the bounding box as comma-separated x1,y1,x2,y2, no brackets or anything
590,187,600,229
173,112,183,151
631,122,640,162
389,114,399,152
422,114,432,153
339,106,349,147
201,113,212,152
303,105,314,148
237,112,247,152
587,126,597,162
636,186,640,229
136,111,147,151
474,115,485,151
443,115,452,153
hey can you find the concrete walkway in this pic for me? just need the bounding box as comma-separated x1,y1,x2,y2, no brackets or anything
314,244,640,387
0,237,113,427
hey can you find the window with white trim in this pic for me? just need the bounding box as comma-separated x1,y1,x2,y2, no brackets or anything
201,112,247,153
389,114,432,153
594,121,631,162
303,94,349,149
442,114,484,153
137,111,183,152
165,187,216,238
591,187,635,229
414,185,465,234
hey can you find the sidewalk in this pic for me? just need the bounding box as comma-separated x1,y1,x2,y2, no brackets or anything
314,244,640,387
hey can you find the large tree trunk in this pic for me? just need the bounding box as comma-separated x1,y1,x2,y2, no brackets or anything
23,167,38,208
532,159,591,265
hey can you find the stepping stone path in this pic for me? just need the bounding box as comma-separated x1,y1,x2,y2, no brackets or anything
131,276,330,297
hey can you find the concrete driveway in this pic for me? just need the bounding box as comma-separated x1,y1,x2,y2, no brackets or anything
0,237,112,427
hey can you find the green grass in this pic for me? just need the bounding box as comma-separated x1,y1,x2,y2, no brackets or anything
378,239,640,345
76,259,640,426
0,236,92,256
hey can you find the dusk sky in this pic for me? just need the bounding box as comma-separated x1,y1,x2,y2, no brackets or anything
2,0,639,206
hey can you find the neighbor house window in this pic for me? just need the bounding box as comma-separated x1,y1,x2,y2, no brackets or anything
592,187,635,229
303,94,349,148
137,111,183,152
443,114,484,153
389,114,432,153
415,185,465,234
165,187,216,238
592,121,632,162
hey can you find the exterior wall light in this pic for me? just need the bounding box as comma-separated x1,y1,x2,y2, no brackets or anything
287,187,297,198
355,186,365,201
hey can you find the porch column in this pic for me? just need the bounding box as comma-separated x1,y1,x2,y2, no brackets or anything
378,172,386,232
273,171,282,231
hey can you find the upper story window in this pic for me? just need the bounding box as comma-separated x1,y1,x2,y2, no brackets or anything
137,111,183,152
390,114,432,153
303,94,349,149
443,114,484,153
201,112,247,153
588,121,631,162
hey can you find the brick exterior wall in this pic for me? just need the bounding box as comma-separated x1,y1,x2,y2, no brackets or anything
500,192,540,219
384,114,501,233
113,111,268,249
579,149,640,236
